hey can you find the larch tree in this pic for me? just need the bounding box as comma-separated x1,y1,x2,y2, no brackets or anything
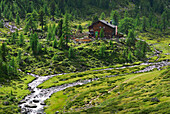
100,12,105,20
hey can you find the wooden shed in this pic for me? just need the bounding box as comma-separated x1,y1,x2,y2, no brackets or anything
88,20,117,38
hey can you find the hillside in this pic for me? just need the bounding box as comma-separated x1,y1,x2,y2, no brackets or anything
0,0,170,114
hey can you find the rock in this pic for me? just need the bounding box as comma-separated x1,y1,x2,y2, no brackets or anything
33,99,39,103
55,111,59,114
118,92,120,95
25,104,37,108
40,102,46,105
151,97,160,102
3,101,9,105
18,100,26,104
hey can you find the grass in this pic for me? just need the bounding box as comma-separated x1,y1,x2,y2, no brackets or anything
38,65,148,89
42,67,170,113
0,75,35,114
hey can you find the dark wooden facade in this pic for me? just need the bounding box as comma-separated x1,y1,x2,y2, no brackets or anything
89,20,116,38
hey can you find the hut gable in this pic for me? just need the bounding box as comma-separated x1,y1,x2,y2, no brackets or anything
89,20,116,38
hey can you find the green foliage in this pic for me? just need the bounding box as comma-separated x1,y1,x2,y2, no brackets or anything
53,38,58,48
100,12,105,20
126,29,136,46
118,17,134,35
18,33,24,46
69,47,74,58
110,10,120,25
92,15,98,23
58,34,65,49
30,32,40,55
161,11,168,31
57,19,63,38
141,16,147,31
16,13,20,25
38,8,46,30
99,28,104,38
77,24,83,33
0,19,4,28
99,43,106,58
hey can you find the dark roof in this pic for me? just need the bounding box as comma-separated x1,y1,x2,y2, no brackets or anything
89,20,116,29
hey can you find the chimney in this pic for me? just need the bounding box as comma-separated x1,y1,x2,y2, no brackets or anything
115,26,118,36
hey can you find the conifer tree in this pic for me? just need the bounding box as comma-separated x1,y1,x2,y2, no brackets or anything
141,16,147,31
53,38,58,48
19,33,24,46
161,11,168,30
0,19,4,28
1,42,7,61
68,47,74,58
100,28,104,38
110,10,119,25
100,43,106,58
16,13,20,25
38,8,46,30
63,13,70,46
100,12,105,20
57,19,63,38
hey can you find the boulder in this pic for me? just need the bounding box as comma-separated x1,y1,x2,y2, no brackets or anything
40,102,46,105
55,111,59,114
18,100,26,104
25,104,37,108
151,97,160,102
33,99,39,103
3,101,9,105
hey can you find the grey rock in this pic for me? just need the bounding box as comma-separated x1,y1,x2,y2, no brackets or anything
55,111,59,114
3,101,9,105
25,104,37,108
18,100,26,104
151,97,160,102
33,99,39,103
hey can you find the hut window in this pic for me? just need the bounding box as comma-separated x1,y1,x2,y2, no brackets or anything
99,26,101,28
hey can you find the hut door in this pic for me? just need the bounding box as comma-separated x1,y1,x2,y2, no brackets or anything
95,31,98,37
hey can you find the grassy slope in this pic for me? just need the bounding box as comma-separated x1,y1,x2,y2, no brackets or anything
43,68,170,114
0,75,35,114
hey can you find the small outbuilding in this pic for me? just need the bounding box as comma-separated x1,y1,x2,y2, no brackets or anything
88,20,117,38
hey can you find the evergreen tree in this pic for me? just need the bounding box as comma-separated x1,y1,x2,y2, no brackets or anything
118,17,134,35
0,19,4,28
58,34,64,49
77,24,83,33
50,0,56,20
135,14,140,28
127,51,132,63
141,16,147,31
19,33,24,46
126,29,136,46
16,13,20,25
53,38,58,48
1,42,7,61
63,13,70,46
38,8,46,30
124,10,129,18
110,10,119,25
17,49,22,64
99,43,106,58
100,28,104,38
100,12,105,20
68,47,74,58
57,19,63,38
161,11,168,30
92,15,98,23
